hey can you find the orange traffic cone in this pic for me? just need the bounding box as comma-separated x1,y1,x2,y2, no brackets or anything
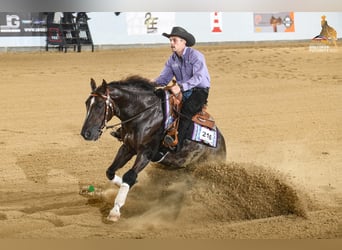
212,12,222,32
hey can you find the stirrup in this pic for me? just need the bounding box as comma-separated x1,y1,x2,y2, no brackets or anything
163,134,177,147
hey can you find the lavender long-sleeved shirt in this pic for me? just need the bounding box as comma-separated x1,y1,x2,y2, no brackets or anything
155,47,211,92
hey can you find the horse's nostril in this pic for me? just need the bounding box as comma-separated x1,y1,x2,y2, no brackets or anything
85,131,91,139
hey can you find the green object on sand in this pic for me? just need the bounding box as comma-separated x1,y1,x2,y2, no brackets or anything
88,185,95,192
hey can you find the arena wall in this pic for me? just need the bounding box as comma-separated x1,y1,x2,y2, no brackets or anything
0,12,341,50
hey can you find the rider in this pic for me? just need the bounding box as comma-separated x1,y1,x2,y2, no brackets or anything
153,26,211,161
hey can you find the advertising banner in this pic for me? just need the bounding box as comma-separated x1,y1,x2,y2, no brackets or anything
254,12,295,33
0,12,47,36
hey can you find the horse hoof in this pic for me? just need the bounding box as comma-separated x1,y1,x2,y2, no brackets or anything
107,213,120,222
107,208,121,222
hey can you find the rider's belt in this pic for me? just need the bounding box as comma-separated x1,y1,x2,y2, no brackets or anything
192,87,210,94
182,87,209,101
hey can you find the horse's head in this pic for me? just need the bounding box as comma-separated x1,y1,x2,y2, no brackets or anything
81,78,115,141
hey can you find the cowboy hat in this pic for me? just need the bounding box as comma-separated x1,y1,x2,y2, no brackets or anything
162,26,196,47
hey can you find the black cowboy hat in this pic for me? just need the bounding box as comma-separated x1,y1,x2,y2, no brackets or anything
162,26,196,47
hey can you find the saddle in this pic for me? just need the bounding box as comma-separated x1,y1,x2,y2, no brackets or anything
110,81,216,145
192,105,215,129
162,81,215,147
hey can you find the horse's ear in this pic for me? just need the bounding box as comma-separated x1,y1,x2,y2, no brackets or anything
102,79,107,87
90,78,97,91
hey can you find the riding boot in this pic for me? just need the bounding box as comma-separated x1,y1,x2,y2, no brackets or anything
173,119,189,153
164,117,191,153
163,134,177,149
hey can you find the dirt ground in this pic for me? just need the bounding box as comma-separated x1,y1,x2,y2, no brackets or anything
0,41,341,239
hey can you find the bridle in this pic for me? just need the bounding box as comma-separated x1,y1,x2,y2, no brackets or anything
90,88,161,133
89,88,115,132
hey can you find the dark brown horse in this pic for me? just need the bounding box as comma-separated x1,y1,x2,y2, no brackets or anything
81,75,226,221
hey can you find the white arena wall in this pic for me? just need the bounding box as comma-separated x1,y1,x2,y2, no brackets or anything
0,12,341,49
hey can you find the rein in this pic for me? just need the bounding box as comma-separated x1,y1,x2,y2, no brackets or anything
91,88,162,132
105,101,160,130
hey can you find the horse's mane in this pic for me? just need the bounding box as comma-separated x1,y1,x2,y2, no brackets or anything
111,75,158,92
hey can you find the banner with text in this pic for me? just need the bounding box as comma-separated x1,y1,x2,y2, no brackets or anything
0,12,47,36
254,12,295,33
126,12,175,35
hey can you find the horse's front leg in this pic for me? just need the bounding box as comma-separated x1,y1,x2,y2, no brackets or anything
107,151,150,222
106,143,135,185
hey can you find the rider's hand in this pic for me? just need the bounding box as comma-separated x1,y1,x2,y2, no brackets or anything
170,84,181,97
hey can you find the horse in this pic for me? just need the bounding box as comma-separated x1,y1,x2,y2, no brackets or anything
80,75,226,221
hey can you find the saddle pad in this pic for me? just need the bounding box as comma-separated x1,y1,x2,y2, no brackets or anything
190,123,218,148
163,91,174,129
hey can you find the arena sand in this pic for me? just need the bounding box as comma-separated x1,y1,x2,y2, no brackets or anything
0,41,341,239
